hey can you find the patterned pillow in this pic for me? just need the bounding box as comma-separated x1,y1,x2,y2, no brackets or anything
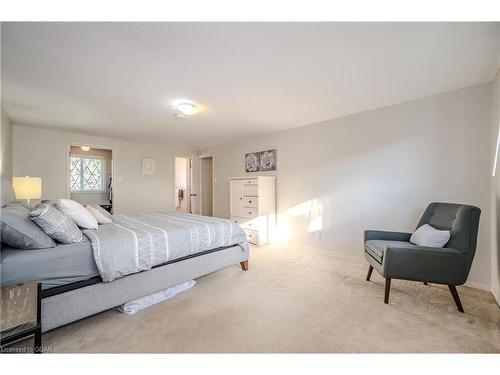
30,203,83,244
0,203,56,249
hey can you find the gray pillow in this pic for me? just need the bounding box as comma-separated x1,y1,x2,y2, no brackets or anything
0,203,56,249
87,203,113,221
30,204,83,244
41,199,58,207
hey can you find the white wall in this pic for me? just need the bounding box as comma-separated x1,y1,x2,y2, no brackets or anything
202,84,492,289
490,71,500,303
12,125,194,214
1,107,13,205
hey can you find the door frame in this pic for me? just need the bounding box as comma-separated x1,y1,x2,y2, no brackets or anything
199,155,214,217
173,155,192,213
65,141,115,204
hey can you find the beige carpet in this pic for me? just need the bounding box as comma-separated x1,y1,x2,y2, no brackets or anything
26,244,500,352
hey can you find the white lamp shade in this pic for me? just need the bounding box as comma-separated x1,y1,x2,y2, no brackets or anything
12,176,42,200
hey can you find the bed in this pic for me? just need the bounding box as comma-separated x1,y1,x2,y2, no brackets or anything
0,185,249,332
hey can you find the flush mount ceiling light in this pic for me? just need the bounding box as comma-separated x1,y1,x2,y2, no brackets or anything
172,100,200,118
177,102,199,116
81,146,90,151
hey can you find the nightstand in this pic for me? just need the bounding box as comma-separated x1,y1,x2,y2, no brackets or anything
0,281,42,353
99,204,113,213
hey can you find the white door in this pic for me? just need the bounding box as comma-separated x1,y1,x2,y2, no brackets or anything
230,180,243,217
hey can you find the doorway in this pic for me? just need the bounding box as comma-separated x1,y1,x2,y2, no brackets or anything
67,143,114,214
200,156,213,217
174,156,191,213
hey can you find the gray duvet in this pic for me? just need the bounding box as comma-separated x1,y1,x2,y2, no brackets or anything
84,211,248,282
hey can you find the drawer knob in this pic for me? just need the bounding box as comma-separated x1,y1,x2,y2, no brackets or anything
249,200,252,203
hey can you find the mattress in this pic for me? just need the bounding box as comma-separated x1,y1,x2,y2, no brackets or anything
0,238,99,289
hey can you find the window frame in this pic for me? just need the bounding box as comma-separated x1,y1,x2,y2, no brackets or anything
69,154,106,194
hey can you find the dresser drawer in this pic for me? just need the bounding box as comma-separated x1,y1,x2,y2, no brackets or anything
242,196,258,208
231,216,266,230
242,184,258,196
243,229,259,245
230,216,244,225
242,207,258,218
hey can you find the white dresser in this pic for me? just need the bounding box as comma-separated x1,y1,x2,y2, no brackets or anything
228,176,276,246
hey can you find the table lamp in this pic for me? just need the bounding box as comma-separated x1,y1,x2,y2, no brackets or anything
12,176,42,205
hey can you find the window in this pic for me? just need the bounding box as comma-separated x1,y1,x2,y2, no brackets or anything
70,155,105,192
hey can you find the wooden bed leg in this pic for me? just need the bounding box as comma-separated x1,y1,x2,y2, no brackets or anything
240,260,248,271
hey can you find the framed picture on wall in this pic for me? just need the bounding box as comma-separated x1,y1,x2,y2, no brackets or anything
245,152,260,172
142,157,156,175
259,149,277,171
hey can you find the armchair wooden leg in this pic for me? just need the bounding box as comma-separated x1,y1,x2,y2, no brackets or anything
448,285,464,313
366,265,373,281
240,260,248,271
384,278,391,304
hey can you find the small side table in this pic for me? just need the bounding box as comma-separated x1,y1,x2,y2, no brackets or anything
0,281,42,353
99,203,113,213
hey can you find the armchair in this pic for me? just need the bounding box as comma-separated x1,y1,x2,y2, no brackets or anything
364,202,481,312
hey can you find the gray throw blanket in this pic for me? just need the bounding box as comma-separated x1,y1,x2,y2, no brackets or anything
84,211,248,282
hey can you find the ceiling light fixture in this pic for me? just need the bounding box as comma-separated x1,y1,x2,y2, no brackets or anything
174,102,200,117
81,146,90,151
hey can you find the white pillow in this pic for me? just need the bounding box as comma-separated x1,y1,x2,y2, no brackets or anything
86,204,112,224
56,199,98,229
410,224,450,248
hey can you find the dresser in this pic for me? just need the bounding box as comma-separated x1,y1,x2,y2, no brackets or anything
228,176,276,246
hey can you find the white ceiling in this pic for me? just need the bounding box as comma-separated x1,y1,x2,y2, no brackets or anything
2,22,499,149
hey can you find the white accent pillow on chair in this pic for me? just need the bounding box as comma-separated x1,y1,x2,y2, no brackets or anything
57,199,98,229
410,224,450,248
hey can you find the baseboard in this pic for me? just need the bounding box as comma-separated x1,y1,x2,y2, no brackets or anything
492,288,500,307
464,281,491,292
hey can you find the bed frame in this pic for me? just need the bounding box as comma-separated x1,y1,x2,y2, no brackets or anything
41,244,249,332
